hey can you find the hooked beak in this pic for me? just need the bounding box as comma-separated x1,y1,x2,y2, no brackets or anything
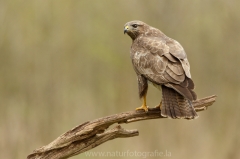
124,25,129,34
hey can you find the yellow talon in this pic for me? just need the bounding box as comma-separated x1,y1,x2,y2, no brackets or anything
136,105,149,112
135,93,148,112
155,101,162,110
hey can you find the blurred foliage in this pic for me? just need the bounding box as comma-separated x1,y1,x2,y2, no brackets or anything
0,0,240,159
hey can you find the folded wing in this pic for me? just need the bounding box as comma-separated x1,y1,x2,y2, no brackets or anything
132,36,196,101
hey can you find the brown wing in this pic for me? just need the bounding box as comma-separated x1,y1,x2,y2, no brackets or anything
132,36,185,84
166,38,192,78
131,36,196,100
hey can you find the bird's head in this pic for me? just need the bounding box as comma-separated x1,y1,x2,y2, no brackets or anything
124,20,146,40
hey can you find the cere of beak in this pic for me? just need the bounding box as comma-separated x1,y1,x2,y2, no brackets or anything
124,25,129,34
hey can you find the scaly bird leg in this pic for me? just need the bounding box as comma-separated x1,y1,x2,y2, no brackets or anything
135,94,149,112
155,100,162,110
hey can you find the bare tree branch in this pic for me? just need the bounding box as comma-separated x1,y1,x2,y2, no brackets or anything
27,95,216,159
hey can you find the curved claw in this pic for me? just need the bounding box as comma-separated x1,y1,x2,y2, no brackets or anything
155,101,162,110
135,105,149,112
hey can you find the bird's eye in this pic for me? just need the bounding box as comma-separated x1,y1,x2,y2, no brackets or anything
132,24,138,28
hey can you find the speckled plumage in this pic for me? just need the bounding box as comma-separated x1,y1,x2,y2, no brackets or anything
124,20,198,119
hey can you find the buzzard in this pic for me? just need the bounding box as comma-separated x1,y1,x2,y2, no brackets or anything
124,20,198,119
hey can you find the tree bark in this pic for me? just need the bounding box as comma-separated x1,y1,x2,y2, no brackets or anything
27,95,216,159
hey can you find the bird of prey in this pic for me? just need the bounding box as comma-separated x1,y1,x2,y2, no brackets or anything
124,20,198,119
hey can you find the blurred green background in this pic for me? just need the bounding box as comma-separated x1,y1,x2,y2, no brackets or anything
1,0,240,158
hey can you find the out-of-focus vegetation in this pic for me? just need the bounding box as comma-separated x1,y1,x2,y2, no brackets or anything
1,0,240,158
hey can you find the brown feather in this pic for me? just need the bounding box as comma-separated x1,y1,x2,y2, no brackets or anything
179,78,188,87
186,77,195,89
137,75,148,99
161,85,198,119
190,89,197,100
166,40,187,59
168,83,194,101
165,66,185,82
163,53,178,63
167,61,184,76
163,71,180,84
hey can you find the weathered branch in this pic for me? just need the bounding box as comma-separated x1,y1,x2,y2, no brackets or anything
27,95,216,159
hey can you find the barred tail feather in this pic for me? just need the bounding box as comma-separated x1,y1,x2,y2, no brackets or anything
161,85,198,119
